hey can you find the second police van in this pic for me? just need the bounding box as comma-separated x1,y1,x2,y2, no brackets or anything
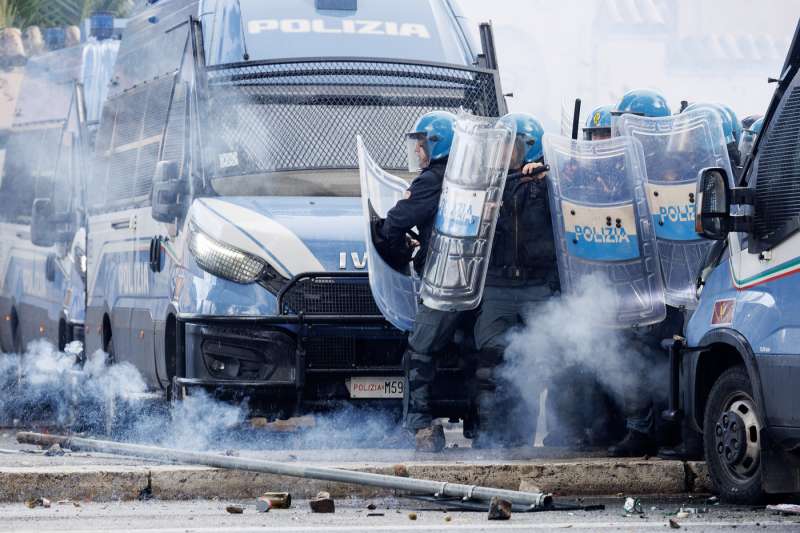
68,0,507,420
681,19,800,503
0,34,118,356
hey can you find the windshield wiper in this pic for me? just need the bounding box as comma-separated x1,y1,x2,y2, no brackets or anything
235,0,250,61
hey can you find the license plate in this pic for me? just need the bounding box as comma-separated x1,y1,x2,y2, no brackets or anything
348,377,404,399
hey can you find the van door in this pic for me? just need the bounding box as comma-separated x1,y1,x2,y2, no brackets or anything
728,22,800,429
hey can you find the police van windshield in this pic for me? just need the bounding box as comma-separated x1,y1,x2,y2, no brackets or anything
204,59,502,197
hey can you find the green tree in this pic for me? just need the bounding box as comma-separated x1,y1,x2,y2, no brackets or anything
0,0,43,29
0,0,132,29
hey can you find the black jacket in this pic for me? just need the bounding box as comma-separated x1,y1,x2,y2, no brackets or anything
377,159,448,274
486,169,559,288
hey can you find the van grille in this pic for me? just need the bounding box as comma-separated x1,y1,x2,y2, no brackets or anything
304,336,405,369
753,84,800,246
279,274,381,316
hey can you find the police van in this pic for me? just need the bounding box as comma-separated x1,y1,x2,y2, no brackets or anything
0,38,118,355
679,19,800,502
81,0,506,419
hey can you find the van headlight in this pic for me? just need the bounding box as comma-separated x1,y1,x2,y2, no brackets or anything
188,223,267,284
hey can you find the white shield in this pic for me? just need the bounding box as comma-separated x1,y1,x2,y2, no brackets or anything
420,113,516,311
616,110,733,308
357,136,420,331
543,133,666,327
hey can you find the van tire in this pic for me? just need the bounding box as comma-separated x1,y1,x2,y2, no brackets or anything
703,366,764,504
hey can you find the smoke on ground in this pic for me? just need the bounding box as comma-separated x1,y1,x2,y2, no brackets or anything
500,274,670,443
0,340,405,451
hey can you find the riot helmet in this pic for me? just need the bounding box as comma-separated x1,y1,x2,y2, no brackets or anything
405,111,456,172
583,105,613,140
739,116,763,161
741,114,762,131
613,88,672,118
497,112,544,170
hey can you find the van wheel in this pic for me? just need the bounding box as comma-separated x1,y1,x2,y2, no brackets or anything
703,366,764,504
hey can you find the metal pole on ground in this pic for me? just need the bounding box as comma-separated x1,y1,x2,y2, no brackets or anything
17,431,552,508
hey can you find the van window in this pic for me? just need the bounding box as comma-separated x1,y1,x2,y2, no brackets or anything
0,126,62,223
204,60,501,197
752,73,800,248
90,76,177,211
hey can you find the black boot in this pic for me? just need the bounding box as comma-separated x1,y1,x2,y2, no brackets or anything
607,430,656,457
658,428,702,460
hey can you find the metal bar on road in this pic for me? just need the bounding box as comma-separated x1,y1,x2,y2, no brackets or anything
17,432,552,508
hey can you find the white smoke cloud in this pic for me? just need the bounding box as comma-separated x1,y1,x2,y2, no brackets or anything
459,0,800,131
500,274,670,441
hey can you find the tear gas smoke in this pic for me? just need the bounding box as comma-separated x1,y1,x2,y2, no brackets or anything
500,274,670,442
0,341,406,452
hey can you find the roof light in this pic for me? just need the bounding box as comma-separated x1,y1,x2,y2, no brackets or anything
315,0,357,11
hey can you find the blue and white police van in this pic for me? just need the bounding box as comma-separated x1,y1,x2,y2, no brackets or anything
0,38,118,355
677,19,800,502
82,0,506,419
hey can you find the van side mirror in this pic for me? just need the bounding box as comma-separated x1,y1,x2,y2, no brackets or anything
151,160,184,223
696,167,753,240
31,197,55,247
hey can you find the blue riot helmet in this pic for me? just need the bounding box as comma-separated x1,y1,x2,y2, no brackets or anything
405,111,456,172
683,102,741,166
741,114,762,131
498,112,544,169
613,88,672,118
718,103,743,145
739,116,764,161
583,105,613,140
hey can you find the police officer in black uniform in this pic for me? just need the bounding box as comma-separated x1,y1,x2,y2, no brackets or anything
471,112,559,448
374,110,456,452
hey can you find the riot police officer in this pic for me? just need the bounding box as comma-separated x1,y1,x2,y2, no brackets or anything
543,104,626,450
739,116,763,164
683,102,743,178
376,110,456,452
608,88,685,457
471,112,559,448
583,104,614,141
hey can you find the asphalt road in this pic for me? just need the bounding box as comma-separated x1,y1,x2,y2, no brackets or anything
2,497,798,532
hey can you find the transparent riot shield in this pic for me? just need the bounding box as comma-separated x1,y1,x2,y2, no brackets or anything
357,136,420,332
420,114,515,312
617,110,733,308
543,134,666,327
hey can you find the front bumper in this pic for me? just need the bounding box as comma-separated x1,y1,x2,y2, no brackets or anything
177,272,470,418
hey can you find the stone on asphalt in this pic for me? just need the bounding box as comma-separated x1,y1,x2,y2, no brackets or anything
309,492,334,513
260,492,291,509
487,497,512,520
24,497,50,509
669,518,681,528
393,464,409,477
225,504,244,514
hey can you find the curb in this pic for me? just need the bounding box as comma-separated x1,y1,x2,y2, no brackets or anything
0,459,711,502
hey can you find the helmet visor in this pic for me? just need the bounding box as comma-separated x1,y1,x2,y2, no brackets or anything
405,132,430,172
509,134,536,169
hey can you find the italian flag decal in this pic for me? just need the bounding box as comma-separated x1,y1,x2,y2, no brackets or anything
732,256,800,289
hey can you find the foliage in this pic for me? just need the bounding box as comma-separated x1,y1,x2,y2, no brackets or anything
0,0,132,29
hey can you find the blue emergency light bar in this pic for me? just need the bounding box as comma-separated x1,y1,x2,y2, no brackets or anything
315,0,357,11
